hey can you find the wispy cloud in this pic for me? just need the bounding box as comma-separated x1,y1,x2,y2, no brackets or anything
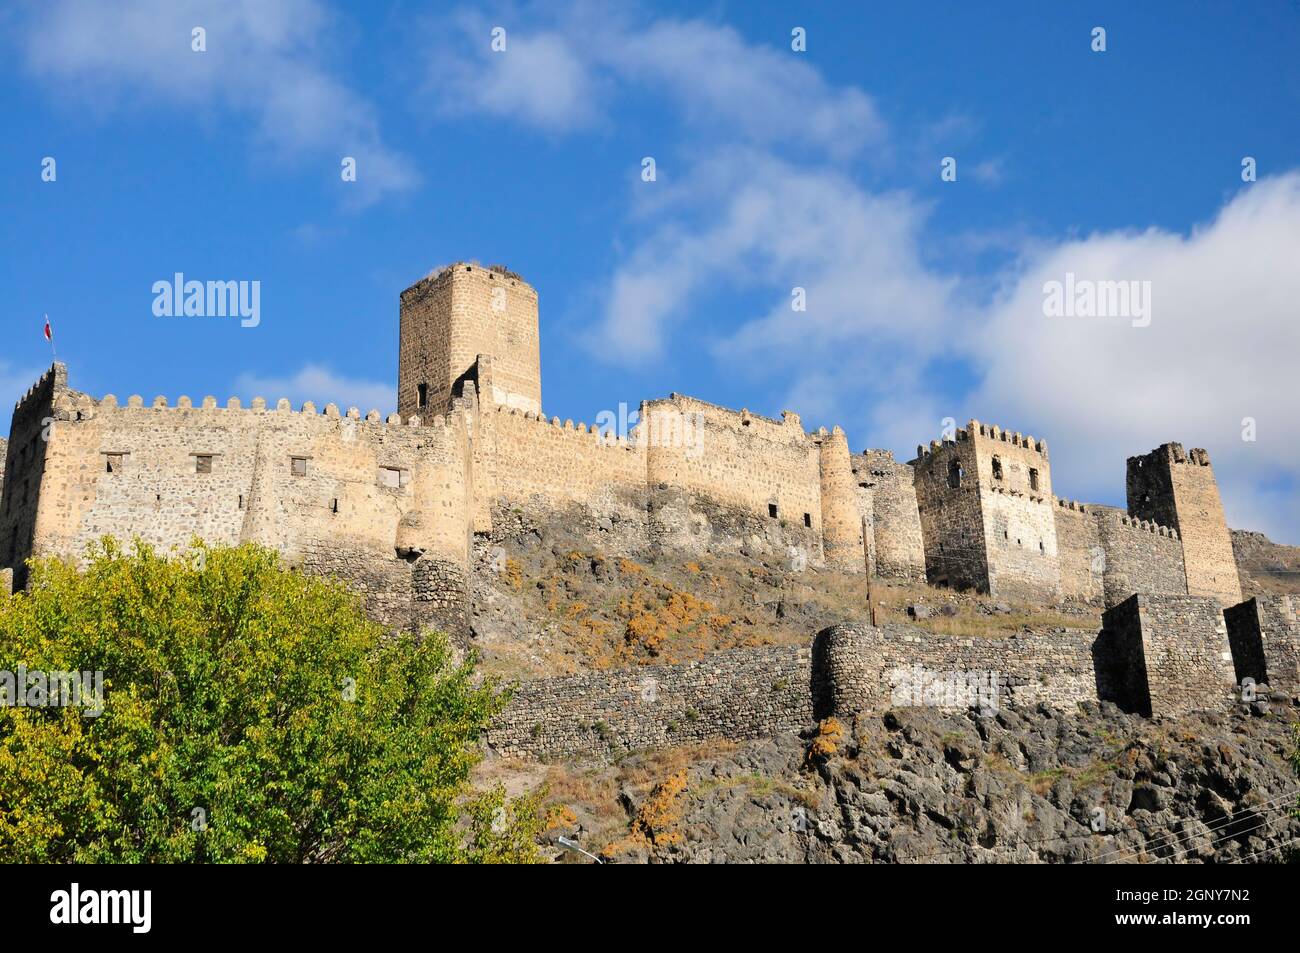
233,364,393,416
13,0,417,206
424,5,885,157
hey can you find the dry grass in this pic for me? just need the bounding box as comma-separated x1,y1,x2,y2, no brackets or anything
477,548,1105,681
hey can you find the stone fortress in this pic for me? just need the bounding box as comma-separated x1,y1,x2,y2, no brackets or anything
3,262,1297,757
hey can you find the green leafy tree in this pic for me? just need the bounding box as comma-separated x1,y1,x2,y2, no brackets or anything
0,540,542,863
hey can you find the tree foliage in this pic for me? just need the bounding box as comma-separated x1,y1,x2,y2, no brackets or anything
0,540,542,863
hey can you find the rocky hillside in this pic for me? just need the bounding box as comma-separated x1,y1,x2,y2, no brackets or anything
468,511,1300,863
493,700,1300,863
468,518,1097,680
1234,529,1300,597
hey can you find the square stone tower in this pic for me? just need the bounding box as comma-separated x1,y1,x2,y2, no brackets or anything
912,421,1061,602
1126,443,1241,605
398,263,541,418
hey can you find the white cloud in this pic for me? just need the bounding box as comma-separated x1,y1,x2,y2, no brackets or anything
14,0,417,206
585,151,962,447
428,10,600,132
969,174,1300,541
967,158,1004,186
424,6,884,156
233,364,393,416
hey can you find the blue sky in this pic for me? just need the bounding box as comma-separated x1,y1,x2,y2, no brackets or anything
3,0,1299,540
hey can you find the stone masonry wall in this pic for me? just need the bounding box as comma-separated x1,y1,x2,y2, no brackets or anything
485,645,814,759
480,402,647,513
852,450,926,581
913,436,988,591
1,364,62,591
1224,595,1300,699
644,395,823,542
491,593,1276,760
815,622,1105,719
1128,443,1241,605
1102,594,1235,718
1054,498,1103,605
26,381,473,635
398,263,541,418
969,422,1061,603
1095,507,1187,608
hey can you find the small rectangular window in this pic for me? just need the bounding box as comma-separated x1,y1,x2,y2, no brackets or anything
195,455,213,474
1028,467,1040,491
417,383,428,409
105,453,127,474
291,457,309,477
803,513,812,528
768,503,778,519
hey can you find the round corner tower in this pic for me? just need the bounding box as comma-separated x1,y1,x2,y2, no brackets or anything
398,262,542,419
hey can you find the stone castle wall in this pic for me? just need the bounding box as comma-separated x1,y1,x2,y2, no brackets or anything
816,623,1105,719
1101,594,1236,718
853,450,926,581
485,645,815,759
0,266,1260,650
488,591,1293,761
8,385,474,635
1128,443,1241,605
1053,498,1103,604
481,401,648,514
398,263,542,418
913,435,989,592
968,423,1061,603
643,395,823,535
1,365,62,591
1095,508,1186,607
1224,595,1300,698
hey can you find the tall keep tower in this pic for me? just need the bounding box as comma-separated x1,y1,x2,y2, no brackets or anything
1127,442,1242,605
398,263,542,418
912,421,1061,603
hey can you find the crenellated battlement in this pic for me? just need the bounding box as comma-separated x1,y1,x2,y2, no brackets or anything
1129,441,1212,470
1098,507,1180,540
53,391,469,433
13,362,66,410
494,403,645,453
2,265,1250,649
967,419,1048,457
400,260,536,304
